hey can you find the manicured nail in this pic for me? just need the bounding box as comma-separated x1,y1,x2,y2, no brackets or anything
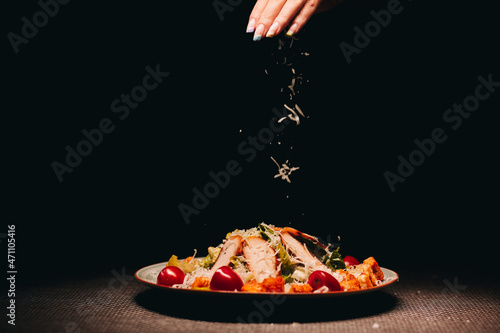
253,24,265,41
286,23,298,37
266,22,280,38
246,19,256,33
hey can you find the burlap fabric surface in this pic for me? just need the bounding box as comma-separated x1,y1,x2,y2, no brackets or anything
2,270,498,333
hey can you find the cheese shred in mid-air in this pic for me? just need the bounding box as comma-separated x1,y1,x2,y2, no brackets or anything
270,156,300,183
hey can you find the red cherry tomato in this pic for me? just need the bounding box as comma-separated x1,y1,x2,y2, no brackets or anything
307,270,341,292
344,255,360,266
210,266,244,291
157,266,185,287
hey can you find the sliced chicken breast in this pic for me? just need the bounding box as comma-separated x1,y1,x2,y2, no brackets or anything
281,227,328,250
209,235,243,276
242,236,279,283
280,231,334,275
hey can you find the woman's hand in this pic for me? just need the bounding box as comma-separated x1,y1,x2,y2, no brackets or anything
246,0,342,40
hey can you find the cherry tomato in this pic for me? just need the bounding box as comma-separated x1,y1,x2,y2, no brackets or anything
157,266,185,287
210,266,244,291
344,255,360,266
307,270,341,292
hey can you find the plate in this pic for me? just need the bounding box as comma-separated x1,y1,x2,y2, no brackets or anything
135,259,399,298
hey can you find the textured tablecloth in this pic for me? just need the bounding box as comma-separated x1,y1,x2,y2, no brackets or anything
2,269,499,333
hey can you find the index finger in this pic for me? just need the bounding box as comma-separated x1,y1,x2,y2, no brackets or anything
266,0,306,37
246,0,270,33
253,0,288,40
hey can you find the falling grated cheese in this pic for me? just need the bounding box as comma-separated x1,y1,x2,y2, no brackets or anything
295,104,305,118
288,77,296,95
284,104,300,125
270,157,300,183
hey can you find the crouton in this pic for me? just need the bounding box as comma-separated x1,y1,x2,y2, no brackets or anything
288,284,314,293
363,257,384,281
241,280,266,292
336,270,361,291
357,273,374,289
241,276,285,292
191,277,210,289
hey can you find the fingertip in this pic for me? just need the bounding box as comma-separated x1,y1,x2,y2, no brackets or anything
266,22,280,38
253,24,265,41
246,18,256,33
286,23,299,36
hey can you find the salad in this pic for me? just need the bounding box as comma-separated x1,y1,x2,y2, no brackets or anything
157,223,385,293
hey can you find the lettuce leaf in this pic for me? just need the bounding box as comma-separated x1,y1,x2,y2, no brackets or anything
324,248,346,271
258,223,296,276
201,246,220,269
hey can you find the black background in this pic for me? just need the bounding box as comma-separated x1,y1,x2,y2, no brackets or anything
3,0,499,284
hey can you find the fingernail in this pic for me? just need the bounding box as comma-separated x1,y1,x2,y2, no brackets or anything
286,23,298,37
253,24,265,41
266,22,280,38
246,19,256,33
